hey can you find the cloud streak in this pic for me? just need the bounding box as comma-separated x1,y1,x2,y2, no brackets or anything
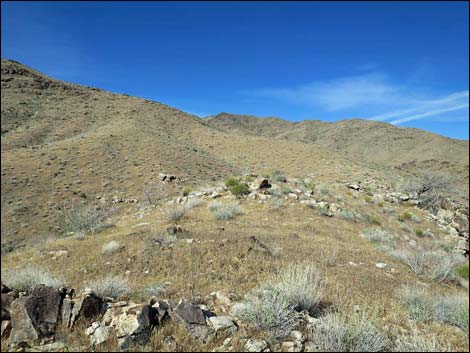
248,72,469,125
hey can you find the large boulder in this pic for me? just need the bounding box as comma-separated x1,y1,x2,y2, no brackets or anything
70,290,107,327
8,286,64,348
171,299,210,340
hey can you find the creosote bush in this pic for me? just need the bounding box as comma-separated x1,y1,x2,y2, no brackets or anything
2,266,64,292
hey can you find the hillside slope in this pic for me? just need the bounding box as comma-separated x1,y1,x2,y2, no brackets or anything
205,113,469,184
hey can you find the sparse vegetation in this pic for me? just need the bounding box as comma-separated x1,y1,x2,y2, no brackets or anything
455,264,469,280
2,266,64,292
268,198,284,211
272,169,286,182
398,211,413,222
88,276,131,299
101,240,122,254
56,200,111,236
414,228,425,237
143,282,167,297
240,284,297,339
310,311,388,352
361,228,395,250
390,249,464,282
399,285,469,334
393,333,452,352
274,263,324,312
208,201,244,220
164,204,188,223
364,214,382,225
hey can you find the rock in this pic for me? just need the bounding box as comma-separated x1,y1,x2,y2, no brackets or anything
61,297,74,328
347,183,360,191
1,283,12,293
303,341,317,352
244,339,268,352
8,297,38,348
104,302,158,350
8,285,63,347
25,341,67,352
70,292,106,327
1,320,12,339
290,330,304,343
2,290,18,321
281,341,302,352
329,203,341,213
250,178,271,190
375,262,387,269
171,299,210,340
207,316,237,333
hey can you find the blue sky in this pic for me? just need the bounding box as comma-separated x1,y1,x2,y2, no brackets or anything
2,1,469,139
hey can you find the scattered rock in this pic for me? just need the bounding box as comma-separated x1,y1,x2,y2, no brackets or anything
244,338,268,352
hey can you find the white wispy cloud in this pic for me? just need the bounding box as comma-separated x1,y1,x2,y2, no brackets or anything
248,72,469,125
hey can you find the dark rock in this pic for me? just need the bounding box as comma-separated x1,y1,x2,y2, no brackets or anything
24,286,63,338
70,292,106,327
1,283,12,293
173,299,206,325
259,179,271,189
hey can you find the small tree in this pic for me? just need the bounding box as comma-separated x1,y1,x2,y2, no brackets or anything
401,172,451,213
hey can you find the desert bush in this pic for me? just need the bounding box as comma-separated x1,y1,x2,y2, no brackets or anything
398,211,413,222
182,186,193,196
339,210,356,221
281,186,293,194
274,263,324,312
399,172,451,214
57,200,111,236
414,228,424,237
361,228,395,249
320,187,330,195
143,282,167,296
101,240,122,254
364,195,373,203
399,285,469,334
310,311,388,352
390,249,464,282
229,182,250,196
268,198,284,211
393,333,452,352
185,198,204,210
225,177,239,187
208,201,244,220
2,266,64,292
272,170,287,182
364,214,381,225
164,204,188,223
240,284,297,339
88,276,131,299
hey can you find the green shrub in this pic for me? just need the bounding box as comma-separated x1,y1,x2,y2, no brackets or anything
414,228,424,237
398,211,413,222
364,195,373,203
365,214,381,225
229,182,250,196
455,264,469,280
225,177,239,187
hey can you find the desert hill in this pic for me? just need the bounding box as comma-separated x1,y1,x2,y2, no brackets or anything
1,59,468,244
